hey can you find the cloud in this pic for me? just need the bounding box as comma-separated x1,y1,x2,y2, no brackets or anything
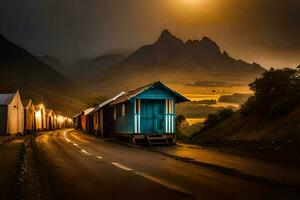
0,0,299,67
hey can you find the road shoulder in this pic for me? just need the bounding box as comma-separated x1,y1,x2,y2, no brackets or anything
0,138,24,200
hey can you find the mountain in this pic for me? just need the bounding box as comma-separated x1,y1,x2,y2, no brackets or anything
0,34,89,115
66,54,125,83
37,55,66,74
91,29,265,96
122,29,264,73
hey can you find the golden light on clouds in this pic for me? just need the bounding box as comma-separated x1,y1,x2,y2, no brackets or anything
181,0,209,5
165,0,217,25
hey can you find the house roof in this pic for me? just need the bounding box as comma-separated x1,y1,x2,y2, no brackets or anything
45,109,52,115
91,92,125,114
22,99,32,108
34,105,45,112
83,107,95,116
0,93,16,105
110,81,189,105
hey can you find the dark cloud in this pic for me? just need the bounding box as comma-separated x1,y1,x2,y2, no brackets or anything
0,0,299,67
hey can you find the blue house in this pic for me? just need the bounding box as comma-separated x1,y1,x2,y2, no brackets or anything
110,81,189,145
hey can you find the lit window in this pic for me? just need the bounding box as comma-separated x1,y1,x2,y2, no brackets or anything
122,104,126,116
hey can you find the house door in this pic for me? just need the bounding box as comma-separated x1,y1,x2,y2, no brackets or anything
153,101,164,133
141,100,164,134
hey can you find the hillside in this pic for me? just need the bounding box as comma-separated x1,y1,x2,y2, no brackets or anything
65,54,125,83
193,105,300,141
89,29,265,95
193,67,300,142
0,34,89,115
37,55,66,74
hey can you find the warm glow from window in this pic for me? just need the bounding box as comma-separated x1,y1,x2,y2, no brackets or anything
35,110,41,119
57,115,63,122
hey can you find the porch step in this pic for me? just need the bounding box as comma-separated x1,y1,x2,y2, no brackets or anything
146,134,169,147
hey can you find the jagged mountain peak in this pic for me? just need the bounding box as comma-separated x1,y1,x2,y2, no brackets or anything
198,36,220,51
155,29,183,46
119,29,265,76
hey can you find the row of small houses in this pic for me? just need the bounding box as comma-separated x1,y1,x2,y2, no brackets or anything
73,82,189,145
0,90,73,135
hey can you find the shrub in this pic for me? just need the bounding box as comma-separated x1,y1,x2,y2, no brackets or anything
202,108,234,130
218,108,235,120
176,115,186,128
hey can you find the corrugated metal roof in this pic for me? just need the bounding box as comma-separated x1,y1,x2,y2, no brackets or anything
91,92,125,114
110,81,189,105
0,93,16,105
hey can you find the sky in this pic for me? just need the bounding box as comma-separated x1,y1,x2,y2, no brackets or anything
0,0,299,68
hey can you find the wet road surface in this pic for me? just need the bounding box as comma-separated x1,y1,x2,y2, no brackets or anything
33,129,299,200
155,143,300,186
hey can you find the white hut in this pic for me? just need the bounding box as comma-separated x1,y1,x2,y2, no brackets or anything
46,109,55,130
34,104,46,132
0,91,24,135
22,99,35,134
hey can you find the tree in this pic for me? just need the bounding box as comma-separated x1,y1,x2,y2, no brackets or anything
242,67,300,117
176,115,186,128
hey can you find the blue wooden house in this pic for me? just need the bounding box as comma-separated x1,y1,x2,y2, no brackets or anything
110,81,189,145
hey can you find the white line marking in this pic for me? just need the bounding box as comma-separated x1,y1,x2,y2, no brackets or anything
134,171,192,196
96,156,103,159
73,143,78,147
81,149,90,155
111,162,133,171
66,138,70,143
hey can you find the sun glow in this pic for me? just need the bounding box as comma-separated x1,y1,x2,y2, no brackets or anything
167,0,213,23
179,0,209,6
183,0,207,4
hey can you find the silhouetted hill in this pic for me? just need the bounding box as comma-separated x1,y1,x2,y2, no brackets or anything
66,54,125,82
92,29,265,95
0,34,89,115
37,55,66,74
122,29,264,73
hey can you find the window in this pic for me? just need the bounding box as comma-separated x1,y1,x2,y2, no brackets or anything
122,104,126,116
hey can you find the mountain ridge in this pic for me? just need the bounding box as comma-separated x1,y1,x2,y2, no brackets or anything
0,33,89,115
91,29,266,95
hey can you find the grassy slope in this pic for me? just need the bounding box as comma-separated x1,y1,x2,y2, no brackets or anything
193,105,300,141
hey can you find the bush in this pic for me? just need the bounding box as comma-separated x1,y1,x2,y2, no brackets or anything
218,108,235,120
176,115,186,128
202,108,234,130
241,96,256,116
203,114,219,129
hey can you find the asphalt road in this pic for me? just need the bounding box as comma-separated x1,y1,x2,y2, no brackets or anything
33,129,299,200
